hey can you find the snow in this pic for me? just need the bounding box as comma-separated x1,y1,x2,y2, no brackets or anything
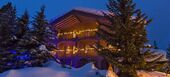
0,61,169,77
150,49,168,61
39,45,48,51
73,7,111,16
0,61,106,77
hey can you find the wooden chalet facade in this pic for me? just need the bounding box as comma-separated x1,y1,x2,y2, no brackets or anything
50,8,112,69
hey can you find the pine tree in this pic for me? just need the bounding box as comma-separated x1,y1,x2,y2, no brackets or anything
0,2,16,50
16,10,29,39
32,5,48,44
153,40,159,49
11,10,31,69
165,44,170,74
96,0,167,77
0,2,17,72
0,3,53,72
15,10,32,49
14,6,53,68
167,44,170,61
31,5,56,50
29,6,52,67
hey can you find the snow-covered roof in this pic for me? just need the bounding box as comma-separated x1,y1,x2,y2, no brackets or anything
73,7,111,16
50,7,112,25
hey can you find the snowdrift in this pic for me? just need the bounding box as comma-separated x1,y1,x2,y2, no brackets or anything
0,61,169,77
0,61,106,77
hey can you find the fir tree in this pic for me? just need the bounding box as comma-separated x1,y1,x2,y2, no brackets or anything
32,5,48,44
29,6,52,67
0,3,53,72
0,2,17,72
165,44,170,74
15,10,32,49
96,0,167,77
153,40,159,49
12,10,31,69
167,44,170,61
16,10,29,39
0,2,16,50
31,5,56,50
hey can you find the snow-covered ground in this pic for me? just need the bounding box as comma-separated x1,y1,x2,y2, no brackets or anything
0,61,169,77
0,61,106,77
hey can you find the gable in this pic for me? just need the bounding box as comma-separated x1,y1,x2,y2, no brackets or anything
50,8,111,31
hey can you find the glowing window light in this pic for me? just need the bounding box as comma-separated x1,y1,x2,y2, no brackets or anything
73,46,78,54
51,45,117,56
57,28,98,38
66,46,71,54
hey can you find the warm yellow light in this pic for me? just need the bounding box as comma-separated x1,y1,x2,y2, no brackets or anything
66,46,71,54
51,45,116,55
57,28,98,38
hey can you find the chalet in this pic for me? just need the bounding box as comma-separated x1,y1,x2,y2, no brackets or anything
50,7,113,69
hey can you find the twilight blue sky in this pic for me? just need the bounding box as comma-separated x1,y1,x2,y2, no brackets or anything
0,0,170,50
